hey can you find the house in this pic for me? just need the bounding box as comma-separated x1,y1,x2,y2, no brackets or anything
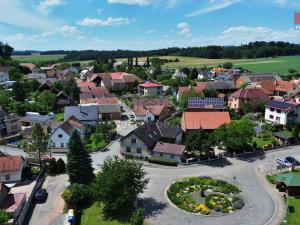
265,100,300,125
80,67,94,80
20,112,54,126
48,116,86,149
153,142,186,163
176,86,203,101
133,98,173,122
64,105,99,126
76,81,96,89
97,72,142,90
0,66,9,84
187,97,225,112
138,82,163,96
276,173,300,196
236,73,282,87
0,184,26,222
196,81,237,94
0,156,25,182
172,69,188,80
57,69,73,81
259,80,300,97
0,109,21,138
86,73,103,86
120,121,182,158
42,119,63,135
19,63,38,72
197,71,214,80
228,88,269,111
97,98,121,120
211,67,227,75
181,112,231,133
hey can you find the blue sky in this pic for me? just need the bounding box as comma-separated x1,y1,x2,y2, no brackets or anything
0,0,300,50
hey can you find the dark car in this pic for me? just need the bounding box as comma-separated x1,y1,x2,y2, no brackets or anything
34,188,48,203
285,156,300,166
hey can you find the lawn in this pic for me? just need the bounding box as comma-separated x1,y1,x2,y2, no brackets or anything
118,55,300,74
80,203,131,225
253,137,274,149
283,197,300,225
53,113,64,121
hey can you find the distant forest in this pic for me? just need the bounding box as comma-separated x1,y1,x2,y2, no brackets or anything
13,41,300,60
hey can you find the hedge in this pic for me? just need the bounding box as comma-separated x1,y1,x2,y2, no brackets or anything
148,157,177,166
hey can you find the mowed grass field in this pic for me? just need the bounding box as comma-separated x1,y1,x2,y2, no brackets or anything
119,55,300,74
13,54,93,65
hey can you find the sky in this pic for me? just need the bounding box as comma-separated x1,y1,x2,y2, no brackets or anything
0,0,300,51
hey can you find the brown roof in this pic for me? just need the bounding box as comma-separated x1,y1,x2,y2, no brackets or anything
133,98,172,108
91,87,109,97
0,193,26,214
96,97,119,105
77,82,96,88
59,116,84,135
178,86,204,96
80,86,92,94
133,105,165,116
0,156,23,173
20,63,37,71
80,93,93,100
181,112,231,131
153,142,185,156
229,88,269,102
0,66,9,73
275,81,297,92
259,80,276,94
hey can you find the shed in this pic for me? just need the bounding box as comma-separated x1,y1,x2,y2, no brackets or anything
276,173,300,196
273,131,296,145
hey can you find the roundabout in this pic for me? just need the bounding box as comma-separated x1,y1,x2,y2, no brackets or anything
166,177,244,216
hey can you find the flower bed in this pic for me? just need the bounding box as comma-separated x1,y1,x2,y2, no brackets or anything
167,177,244,215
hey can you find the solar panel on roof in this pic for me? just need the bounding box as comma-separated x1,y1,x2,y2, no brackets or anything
187,97,224,109
267,100,295,110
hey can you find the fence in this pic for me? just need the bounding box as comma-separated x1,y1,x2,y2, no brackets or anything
15,168,46,225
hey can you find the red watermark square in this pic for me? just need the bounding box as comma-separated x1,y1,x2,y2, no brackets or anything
295,12,300,24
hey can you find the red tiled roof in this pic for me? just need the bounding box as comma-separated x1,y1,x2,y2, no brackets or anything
133,105,165,116
91,87,109,97
139,82,162,88
153,142,185,156
96,97,119,105
229,88,269,101
111,72,124,80
181,112,231,131
178,86,204,95
0,156,23,173
77,82,96,88
275,81,297,92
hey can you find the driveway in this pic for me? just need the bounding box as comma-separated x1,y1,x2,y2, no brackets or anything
26,174,68,225
141,146,300,225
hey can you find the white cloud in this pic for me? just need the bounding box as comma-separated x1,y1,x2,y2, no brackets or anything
187,0,242,17
96,8,103,14
41,25,79,38
177,22,192,37
37,0,64,15
145,29,156,34
0,0,59,31
107,0,152,6
77,17,131,26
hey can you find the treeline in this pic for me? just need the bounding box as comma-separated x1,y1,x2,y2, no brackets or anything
63,41,300,61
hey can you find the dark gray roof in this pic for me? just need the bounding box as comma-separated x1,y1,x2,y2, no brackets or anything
129,122,180,148
205,81,236,90
267,100,295,111
64,105,99,122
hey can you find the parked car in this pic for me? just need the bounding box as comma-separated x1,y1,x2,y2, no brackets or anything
285,156,300,166
130,114,135,118
276,158,292,167
34,188,48,203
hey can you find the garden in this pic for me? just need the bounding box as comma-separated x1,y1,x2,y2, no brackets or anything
167,177,244,216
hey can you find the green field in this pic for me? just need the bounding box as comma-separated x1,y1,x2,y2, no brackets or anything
118,55,300,74
12,54,93,65
12,54,65,63
283,197,300,225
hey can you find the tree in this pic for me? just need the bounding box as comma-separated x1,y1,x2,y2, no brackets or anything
241,102,253,114
11,82,26,102
223,62,233,69
67,130,94,184
130,208,144,225
288,68,298,74
186,129,213,158
0,90,11,108
0,209,8,225
56,158,66,174
202,88,218,97
31,124,48,168
62,184,91,206
93,158,149,216
189,68,198,80
38,91,57,112
8,67,22,81
48,158,57,175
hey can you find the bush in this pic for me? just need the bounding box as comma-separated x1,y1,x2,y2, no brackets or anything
130,208,144,225
48,159,57,175
232,198,244,210
62,184,91,206
56,158,66,174
148,157,177,166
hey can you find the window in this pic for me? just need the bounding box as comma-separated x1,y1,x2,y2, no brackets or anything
270,108,274,112
131,138,136,144
276,117,280,121
5,175,10,181
147,117,152,121
277,109,281,113
269,115,274,119
126,147,131,153
58,134,63,138
160,153,163,157
171,154,174,159
137,148,142,154
61,143,64,148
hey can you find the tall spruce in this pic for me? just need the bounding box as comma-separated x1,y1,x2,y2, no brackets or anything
31,124,48,168
67,130,94,184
